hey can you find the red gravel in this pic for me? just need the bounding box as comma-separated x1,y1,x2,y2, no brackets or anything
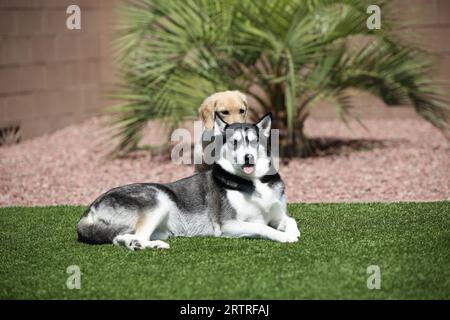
1,116,449,206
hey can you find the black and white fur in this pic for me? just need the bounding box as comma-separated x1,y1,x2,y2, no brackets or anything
77,113,300,250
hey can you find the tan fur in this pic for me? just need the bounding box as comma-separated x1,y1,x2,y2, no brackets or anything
198,90,248,129
135,214,146,234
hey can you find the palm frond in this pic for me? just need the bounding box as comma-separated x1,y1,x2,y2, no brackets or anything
109,0,450,154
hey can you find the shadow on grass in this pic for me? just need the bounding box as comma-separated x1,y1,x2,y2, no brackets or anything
113,137,409,163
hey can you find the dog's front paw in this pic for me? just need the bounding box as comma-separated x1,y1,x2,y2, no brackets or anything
143,240,170,249
285,218,300,239
286,226,301,239
276,232,299,243
113,234,144,251
113,234,170,251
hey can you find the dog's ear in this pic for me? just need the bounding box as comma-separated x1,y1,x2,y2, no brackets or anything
237,91,249,122
256,112,272,137
214,112,227,136
198,96,216,129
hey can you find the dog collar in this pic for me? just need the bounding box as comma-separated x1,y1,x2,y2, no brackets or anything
212,164,282,193
212,164,255,193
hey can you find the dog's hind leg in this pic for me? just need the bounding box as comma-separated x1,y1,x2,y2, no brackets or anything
113,205,170,251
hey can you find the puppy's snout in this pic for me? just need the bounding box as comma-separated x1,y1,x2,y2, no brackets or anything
244,154,254,165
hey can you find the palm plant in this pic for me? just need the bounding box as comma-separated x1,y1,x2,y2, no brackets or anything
110,0,450,156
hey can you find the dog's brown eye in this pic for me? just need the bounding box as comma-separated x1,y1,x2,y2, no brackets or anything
221,110,229,115
240,109,245,114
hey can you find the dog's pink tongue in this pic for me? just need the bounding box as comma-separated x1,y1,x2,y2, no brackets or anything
243,165,254,174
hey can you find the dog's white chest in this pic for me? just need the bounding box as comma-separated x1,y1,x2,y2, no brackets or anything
226,181,281,223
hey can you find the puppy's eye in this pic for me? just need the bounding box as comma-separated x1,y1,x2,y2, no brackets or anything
221,110,230,115
233,140,238,150
239,109,245,114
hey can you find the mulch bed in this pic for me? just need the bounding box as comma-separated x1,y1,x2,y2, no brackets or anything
1,116,448,206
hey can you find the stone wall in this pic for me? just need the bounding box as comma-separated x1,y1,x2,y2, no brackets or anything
0,0,449,141
0,0,118,141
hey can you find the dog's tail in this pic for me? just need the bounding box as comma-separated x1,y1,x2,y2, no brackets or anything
76,208,128,244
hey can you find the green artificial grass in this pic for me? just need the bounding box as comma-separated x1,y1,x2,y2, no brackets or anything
0,202,449,299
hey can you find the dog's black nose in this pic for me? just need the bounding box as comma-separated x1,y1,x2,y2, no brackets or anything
244,154,254,165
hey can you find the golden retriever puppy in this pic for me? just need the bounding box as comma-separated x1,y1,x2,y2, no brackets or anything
198,90,248,129
195,90,248,172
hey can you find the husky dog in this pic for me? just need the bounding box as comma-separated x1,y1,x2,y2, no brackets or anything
77,113,300,250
